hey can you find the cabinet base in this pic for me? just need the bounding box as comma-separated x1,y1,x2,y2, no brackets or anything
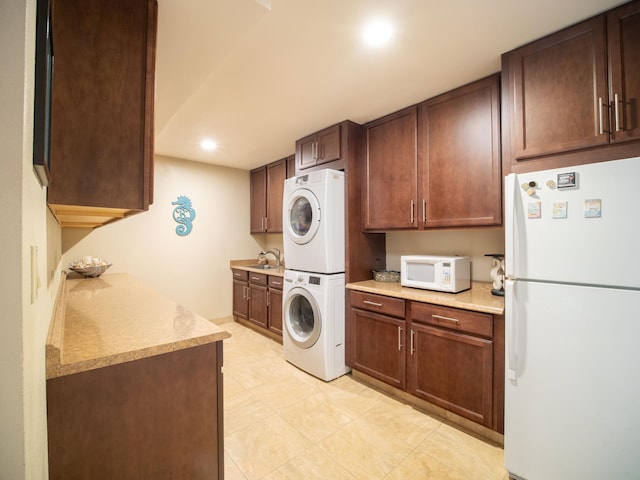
351,369,504,446
234,317,283,344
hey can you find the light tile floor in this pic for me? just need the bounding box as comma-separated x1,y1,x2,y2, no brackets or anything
221,321,509,480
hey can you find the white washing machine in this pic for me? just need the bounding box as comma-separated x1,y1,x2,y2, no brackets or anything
283,169,345,274
282,269,350,382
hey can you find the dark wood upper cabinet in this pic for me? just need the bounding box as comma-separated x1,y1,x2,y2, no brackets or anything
418,74,502,228
363,75,501,231
250,157,288,233
249,166,267,233
48,0,157,228
608,1,640,144
295,124,342,172
363,107,418,230
503,17,609,160
502,1,640,173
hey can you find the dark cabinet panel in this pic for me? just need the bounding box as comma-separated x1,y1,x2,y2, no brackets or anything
418,75,502,227
502,1,640,173
363,107,418,230
296,124,342,171
350,307,406,390
48,0,157,228
407,322,494,428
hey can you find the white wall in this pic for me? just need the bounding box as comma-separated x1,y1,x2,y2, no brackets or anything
62,155,267,320
386,228,505,282
1,0,63,477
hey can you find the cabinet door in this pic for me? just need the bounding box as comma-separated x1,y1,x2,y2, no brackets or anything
316,124,341,165
418,75,502,228
363,107,417,230
503,17,608,161
248,285,268,329
296,133,318,170
266,159,286,233
608,2,640,143
250,167,267,233
286,154,296,179
408,322,493,427
232,280,248,320
49,0,156,213
267,287,283,335
351,308,405,389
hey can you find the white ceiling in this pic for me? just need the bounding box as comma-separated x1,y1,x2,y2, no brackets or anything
154,0,627,171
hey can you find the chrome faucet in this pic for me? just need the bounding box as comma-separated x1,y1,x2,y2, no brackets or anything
262,248,281,267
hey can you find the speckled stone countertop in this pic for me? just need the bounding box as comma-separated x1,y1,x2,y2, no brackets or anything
346,280,504,315
46,273,231,380
230,259,285,277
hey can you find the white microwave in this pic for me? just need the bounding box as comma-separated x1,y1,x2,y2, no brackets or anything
400,255,471,293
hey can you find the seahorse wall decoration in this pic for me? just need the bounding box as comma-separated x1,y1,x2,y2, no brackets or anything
171,195,196,236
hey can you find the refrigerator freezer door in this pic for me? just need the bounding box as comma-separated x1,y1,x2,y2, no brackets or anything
504,280,640,480
505,157,640,289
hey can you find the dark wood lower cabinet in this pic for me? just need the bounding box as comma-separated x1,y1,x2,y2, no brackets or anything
232,269,249,320
351,308,406,390
231,269,283,338
407,322,493,428
248,283,268,328
347,291,503,433
268,276,283,335
47,342,224,479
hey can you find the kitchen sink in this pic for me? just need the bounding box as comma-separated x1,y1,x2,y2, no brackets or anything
246,264,280,270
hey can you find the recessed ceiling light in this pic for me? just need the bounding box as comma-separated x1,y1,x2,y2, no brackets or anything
200,138,217,151
363,20,393,46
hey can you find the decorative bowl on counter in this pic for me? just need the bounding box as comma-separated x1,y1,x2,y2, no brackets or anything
372,270,400,282
68,259,112,278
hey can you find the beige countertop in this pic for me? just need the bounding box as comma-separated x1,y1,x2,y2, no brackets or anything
346,280,504,315
46,273,231,379
230,259,285,277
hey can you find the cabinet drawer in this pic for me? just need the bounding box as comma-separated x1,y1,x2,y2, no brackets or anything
248,272,268,286
350,291,405,318
268,276,284,290
232,269,248,281
410,302,493,338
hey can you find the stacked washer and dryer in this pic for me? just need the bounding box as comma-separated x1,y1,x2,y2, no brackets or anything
282,169,351,381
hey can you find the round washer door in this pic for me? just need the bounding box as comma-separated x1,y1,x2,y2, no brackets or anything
285,188,321,245
283,286,321,349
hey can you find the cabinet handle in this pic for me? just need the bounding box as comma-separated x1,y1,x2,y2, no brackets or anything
398,326,403,351
251,276,262,281
614,93,620,132
267,290,270,306
271,281,282,286
433,314,460,324
363,299,383,308
244,286,250,300
312,141,318,160
410,330,415,355
265,216,269,231
598,97,611,135
410,200,415,224
422,199,426,223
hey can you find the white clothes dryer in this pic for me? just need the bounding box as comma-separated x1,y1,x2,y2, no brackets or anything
282,269,350,382
283,169,345,274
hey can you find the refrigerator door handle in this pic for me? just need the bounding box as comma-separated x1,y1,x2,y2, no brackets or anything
505,279,518,381
505,174,517,279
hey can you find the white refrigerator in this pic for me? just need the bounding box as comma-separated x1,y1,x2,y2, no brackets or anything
504,157,640,480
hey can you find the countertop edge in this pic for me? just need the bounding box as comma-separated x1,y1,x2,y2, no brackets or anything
45,272,68,377
45,273,232,380
346,280,505,315
46,331,231,380
230,259,285,277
